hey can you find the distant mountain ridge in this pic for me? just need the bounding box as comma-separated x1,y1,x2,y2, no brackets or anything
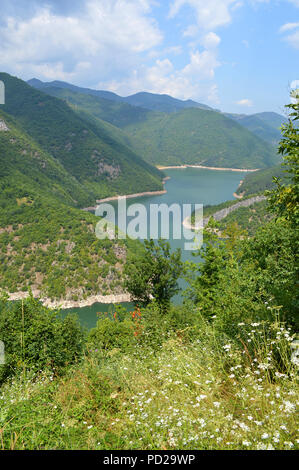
27,78,214,113
27,78,279,170
224,111,287,146
28,78,286,148
1,73,163,207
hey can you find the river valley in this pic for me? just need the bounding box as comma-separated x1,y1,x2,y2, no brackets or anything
61,167,248,328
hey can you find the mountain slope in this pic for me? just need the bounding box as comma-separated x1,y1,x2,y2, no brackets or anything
27,77,279,169
122,108,279,169
123,91,213,113
0,109,140,301
30,85,152,129
236,164,287,197
27,78,123,103
225,112,287,146
28,81,278,169
0,110,91,208
1,73,163,206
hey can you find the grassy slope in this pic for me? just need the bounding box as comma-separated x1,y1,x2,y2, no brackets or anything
1,73,163,206
0,308,297,450
236,165,286,196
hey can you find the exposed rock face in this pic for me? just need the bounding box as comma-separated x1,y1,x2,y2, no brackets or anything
91,150,121,179
203,196,266,226
97,161,121,179
0,120,9,131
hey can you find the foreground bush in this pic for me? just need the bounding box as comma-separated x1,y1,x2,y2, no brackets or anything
0,293,85,384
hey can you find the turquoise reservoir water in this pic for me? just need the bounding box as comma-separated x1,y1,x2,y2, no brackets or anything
61,168,247,328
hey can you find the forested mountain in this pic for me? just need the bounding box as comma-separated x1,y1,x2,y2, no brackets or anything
123,91,214,113
0,107,142,300
225,111,287,146
30,85,153,129
28,80,279,169
0,73,162,301
122,108,279,168
27,78,123,102
236,164,287,196
1,73,163,206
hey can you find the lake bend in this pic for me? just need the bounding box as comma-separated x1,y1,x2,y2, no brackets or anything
61,167,248,329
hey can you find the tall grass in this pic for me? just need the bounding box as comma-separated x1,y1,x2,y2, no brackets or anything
0,314,297,450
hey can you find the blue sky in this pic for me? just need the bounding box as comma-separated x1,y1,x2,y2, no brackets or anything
0,0,298,114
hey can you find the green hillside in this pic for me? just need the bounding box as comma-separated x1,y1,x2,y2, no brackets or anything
1,73,163,206
123,91,213,113
198,164,289,235
28,80,278,169
37,85,152,129
255,111,288,129
236,165,287,196
122,107,279,168
225,112,287,146
0,109,141,300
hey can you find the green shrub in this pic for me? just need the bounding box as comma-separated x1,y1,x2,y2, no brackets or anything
0,293,85,384
87,317,137,352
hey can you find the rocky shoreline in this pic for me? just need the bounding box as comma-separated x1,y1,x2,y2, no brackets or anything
157,164,259,172
82,181,169,211
7,291,131,309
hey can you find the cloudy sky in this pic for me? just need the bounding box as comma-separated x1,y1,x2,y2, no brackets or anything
0,0,298,113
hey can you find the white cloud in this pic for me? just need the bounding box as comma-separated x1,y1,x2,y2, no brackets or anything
236,98,253,107
285,29,299,48
99,48,221,104
183,49,220,80
169,0,240,31
279,22,299,32
148,45,183,59
202,32,221,49
0,0,163,83
280,21,299,49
